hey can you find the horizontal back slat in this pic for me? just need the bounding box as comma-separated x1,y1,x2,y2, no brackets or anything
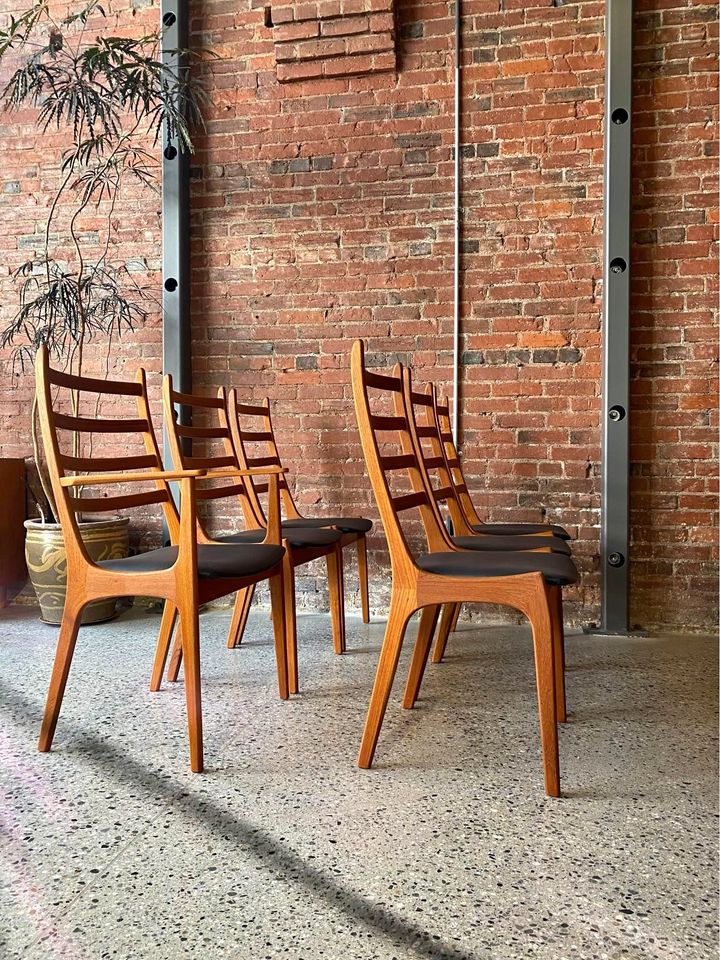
48,368,143,396
195,483,247,502
71,489,168,513
364,369,403,392
379,453,417,471
370,414,406,431
422,455,445,470
55,414,149,434
235,402,268,418
175,424,228,440
431,485,455,503
253,482,269,495
415,425,437,439
245,455,281,468
410,391,433,407
241,430,273,442
184,455,236,469
60,454,158,473
171,389,224,410
391,491,429,513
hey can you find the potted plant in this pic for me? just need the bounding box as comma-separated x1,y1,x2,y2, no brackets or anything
0,0,205,622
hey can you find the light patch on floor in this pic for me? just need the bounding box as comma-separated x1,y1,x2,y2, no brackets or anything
0,606,717,960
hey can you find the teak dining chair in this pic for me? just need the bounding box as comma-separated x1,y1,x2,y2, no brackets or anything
350,339,578,796
402,378,573,672
35,346,288,773
162,381,349,696
223,391,373,678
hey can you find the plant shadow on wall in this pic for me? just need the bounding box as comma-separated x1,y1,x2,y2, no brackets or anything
0,0,210,622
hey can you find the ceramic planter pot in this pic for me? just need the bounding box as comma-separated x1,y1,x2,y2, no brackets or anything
24,517,130,624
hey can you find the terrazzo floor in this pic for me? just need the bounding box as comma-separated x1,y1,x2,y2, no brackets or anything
0,605,717,960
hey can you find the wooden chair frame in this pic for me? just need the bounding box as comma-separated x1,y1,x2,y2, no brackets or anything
223,390,371,690
350,339,566,796
35,346,288,773
403,377,568,673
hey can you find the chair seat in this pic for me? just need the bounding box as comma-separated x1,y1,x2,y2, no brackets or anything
99,543,285,580
216,526,341,549
280,516,373,535
471,521,571,541
453,534,571,556
417,550,578,587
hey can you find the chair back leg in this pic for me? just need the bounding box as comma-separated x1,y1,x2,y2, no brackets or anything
268,572,289,700
227,585,255,649
151,602,178,691
403,605,441,709
38,596,86,752
357,535,370,623
326,546,346,654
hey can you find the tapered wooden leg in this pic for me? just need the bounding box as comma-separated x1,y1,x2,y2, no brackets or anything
269,572,289,700
549,585,567,723
177,595,203,773
402,605,441,709
358,591,414,769
431,603,458,664
283,553,299,695
227,584,255,649
38,596,85,753
151,602,177,691
450,603,462,633
167,624,184,683
528,587,560,797
357,534,370,624
327,546,346,655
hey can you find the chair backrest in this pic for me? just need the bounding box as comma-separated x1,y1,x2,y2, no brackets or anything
434,394,485,527
162,377,262,535
35,345,176,563
350,340,452,577
224,393,301,526
401,374,476,537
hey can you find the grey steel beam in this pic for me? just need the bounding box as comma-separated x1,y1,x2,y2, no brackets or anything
160,0,191,473
599,0,633,632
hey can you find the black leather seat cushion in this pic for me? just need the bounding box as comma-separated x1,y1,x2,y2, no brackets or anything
216,526,341,548
453,534,571,556
280,516,373,534
99,543,285,579
471,522,571,541
417,550,578,586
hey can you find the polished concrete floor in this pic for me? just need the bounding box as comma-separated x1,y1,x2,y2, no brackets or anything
0,605,717,960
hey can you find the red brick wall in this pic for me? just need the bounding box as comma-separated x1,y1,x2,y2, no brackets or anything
0,0,717,630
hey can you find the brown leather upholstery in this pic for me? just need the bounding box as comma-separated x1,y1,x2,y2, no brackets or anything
100,543,285,579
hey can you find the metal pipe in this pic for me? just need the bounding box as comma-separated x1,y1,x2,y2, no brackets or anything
452,0,461,442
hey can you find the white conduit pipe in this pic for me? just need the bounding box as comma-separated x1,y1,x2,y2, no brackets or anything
452,0,461,443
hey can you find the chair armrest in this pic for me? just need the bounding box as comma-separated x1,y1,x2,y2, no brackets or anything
60,469,206,487
202,466,288,479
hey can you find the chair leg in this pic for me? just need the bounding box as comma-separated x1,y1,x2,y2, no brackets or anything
327,545,346,655
527,586,560,797
227,584,255,649
549,585,567,723
358,591,414,769
177,595,203,773
167,624,184,683
283,553,299,695
357,534,370,624
38,596,85,753
450,603,462,633
150,602,177,692
402,605,441,709
269,572,289,700
431,603,458,664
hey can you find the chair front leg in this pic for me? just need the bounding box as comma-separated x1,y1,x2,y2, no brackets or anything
151,602,177,691
326,545,346,655
403,605,441,709
227,584,255,649
549,584,567,723
358,590,415,769
176,591,203,773
357,534,370,623
38,593,86,753
269,572,289,700
526,584,560,797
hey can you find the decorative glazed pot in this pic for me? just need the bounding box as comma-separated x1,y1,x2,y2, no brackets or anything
24,517,130,624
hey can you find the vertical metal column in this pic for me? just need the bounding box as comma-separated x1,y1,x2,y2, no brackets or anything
160,0,191,469
451,0,461,443
599,0,633,632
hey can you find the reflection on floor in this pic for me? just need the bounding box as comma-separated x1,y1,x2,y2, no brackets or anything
0,605,717,960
